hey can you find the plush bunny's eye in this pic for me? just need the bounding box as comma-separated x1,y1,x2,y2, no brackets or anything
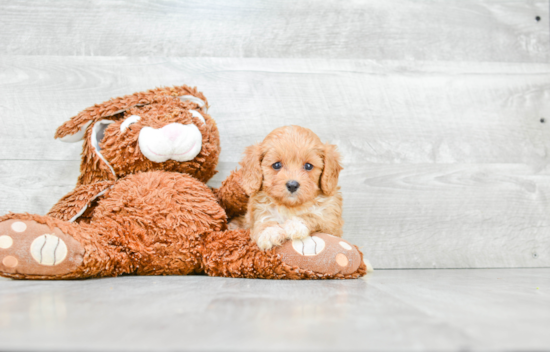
120,115,141,132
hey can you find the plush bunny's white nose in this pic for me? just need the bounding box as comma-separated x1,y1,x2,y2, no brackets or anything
161,123,185,142
139,123,202,163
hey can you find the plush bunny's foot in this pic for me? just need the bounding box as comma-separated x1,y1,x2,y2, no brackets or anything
0,219,85,278
275,233,365,277
202,230,366,279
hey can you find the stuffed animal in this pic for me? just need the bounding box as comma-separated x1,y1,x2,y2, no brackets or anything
0,86,366,280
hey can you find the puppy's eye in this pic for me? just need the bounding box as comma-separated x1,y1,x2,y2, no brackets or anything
272,162,282,170
120,115,141,132
304,163,313,171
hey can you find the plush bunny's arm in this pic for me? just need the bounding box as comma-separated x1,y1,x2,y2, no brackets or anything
212,169,249,221
47,181,115,223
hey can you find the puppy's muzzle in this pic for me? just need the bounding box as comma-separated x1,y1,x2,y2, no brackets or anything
286,180,300,193
139,123,202,163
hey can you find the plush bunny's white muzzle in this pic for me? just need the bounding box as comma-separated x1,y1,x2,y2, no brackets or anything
139,123,202,163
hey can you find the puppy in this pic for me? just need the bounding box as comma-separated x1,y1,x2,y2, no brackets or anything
238,125,344,250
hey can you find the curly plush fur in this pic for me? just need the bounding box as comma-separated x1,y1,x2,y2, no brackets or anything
0,86,366,280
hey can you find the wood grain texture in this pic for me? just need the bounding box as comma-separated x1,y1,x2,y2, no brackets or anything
1,159,547,269
0,270,549,351
1,1,549,268
214,162,550,269
0,160,80,216
1,56,549,268
2,56,550,164
0,0,548,62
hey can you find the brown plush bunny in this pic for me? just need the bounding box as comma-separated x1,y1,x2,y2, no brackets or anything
0,85,366,280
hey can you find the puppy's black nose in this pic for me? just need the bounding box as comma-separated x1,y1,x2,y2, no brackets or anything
286,180,300,193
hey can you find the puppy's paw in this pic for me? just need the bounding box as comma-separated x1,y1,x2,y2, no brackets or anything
282,218,310,240
256,226,287,250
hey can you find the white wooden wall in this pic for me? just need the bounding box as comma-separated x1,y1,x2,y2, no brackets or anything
0,0,548,268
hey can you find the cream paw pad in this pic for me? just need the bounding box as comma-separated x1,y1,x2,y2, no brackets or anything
30,234,69,266
0,219,84,276
275,233,363,276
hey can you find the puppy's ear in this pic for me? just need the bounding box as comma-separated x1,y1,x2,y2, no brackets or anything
320,143,343,195
239,143,264,195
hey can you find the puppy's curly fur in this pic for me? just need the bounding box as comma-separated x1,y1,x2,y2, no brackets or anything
238,125,344,250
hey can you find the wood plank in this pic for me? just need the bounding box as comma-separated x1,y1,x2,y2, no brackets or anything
0,160,80,215
341,163,550,269
215,161,550,269
1,270,549,351
1,56,550,165
2,160,549,269
1,56,549,268
0,0,547,62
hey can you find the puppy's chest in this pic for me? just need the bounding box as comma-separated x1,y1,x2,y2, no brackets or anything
262,202,324,224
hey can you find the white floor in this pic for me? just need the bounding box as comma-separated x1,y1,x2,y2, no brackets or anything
0,269,548,351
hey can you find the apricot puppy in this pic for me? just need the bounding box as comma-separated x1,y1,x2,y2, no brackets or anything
239,125,344,250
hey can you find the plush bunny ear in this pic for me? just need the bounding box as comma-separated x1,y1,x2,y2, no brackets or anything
55,108,126,143
90,119,116,177
56,96,205,143
58,120,92,143
179,95,206,109
55,85,208,142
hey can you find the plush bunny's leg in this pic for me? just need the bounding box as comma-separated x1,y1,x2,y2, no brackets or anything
201,230,367,280
0,214,121,280
275,233,366,277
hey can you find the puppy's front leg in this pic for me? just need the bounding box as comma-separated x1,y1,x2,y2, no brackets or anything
282,217,311,240
252,221,287,250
